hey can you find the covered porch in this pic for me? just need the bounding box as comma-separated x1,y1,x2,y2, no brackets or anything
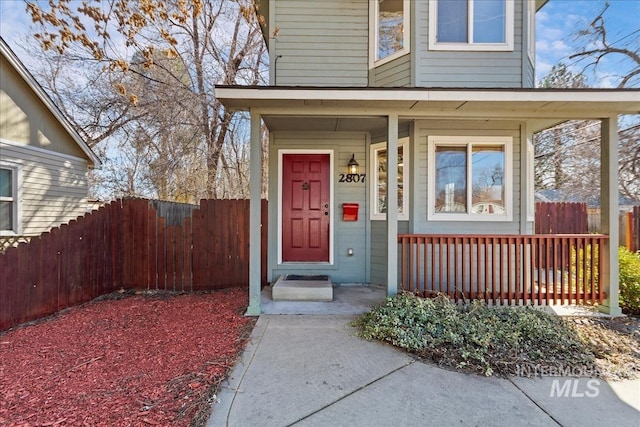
214,86,640,316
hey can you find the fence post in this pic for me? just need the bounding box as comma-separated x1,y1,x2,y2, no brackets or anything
626,211,633,251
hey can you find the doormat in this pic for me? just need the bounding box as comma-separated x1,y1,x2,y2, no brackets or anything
284,275,329,281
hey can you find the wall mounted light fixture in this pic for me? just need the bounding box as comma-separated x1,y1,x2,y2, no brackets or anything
347,154,359,175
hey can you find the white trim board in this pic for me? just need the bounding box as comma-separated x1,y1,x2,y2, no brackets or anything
1,139,90,164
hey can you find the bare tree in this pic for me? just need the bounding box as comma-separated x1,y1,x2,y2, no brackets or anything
569,1,640,88
26,0,267,200
619,123,640,201
535,1,640,203
534,64,599,198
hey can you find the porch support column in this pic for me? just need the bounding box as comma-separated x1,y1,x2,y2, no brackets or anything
246,110,262,316
386,114,399,297
599,116,621,315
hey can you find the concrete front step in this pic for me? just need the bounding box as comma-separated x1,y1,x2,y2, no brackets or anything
271,275,333,301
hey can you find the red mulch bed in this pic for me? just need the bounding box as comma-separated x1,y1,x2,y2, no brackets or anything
0,288,255,427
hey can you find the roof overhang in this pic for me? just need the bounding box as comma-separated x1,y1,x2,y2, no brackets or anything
215,86,640,132
0,38,101,168
536,0,550,11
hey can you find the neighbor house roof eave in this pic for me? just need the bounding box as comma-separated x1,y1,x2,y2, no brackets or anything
0,38,101,168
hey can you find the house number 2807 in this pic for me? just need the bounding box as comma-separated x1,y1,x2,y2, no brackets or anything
338,173,366,183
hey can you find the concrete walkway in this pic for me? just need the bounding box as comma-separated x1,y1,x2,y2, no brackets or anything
207,313,639,427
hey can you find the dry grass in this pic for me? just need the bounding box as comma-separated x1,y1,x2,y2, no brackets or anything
570,316,640,381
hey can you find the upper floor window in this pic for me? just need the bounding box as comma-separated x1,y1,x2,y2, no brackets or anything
427,136,513,221
370,0,410,66
370,139,409,220
0,164,20,235
428,0,514,51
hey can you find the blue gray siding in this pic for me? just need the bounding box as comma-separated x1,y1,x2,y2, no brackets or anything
271,0,533,89
370,54,411,87
412,119,524,234
369,220,409,286
271,0,369,86
524,56,535,88
414,1,526,88
267,132,370,283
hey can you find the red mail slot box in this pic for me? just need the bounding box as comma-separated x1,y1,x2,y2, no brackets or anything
342,203,359,221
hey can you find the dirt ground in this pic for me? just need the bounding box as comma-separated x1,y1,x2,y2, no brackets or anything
0,288,254,427
570,314,640,381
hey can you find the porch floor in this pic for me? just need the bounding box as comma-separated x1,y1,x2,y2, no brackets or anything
261,284,386,315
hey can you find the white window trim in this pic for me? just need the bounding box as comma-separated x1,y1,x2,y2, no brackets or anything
369,0,411,68
527,0,536,64
277,149,334,266
0,161,22,236
428,0,514,51
370,138,409,221
428,136,513,222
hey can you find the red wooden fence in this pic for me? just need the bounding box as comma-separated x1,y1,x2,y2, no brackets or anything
0,198,268,331
628,206,640,252
399,234,608,306
535,202,588,234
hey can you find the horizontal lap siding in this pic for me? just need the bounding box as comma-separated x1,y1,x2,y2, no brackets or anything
273,0,368,86
1,142,88,236
370,221,409,285
372,54,411,87
415,1,525,88
413,120,522,234
524,56,535,88
268,132,368,283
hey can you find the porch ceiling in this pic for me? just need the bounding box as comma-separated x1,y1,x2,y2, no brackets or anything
215,86,640,132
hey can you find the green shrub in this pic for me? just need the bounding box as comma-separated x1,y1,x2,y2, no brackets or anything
619,246,640,314
353,293,595,376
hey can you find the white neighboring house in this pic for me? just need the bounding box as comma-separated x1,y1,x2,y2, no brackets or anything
0,37,100,240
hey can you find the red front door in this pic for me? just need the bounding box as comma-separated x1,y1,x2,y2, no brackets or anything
282,154,330,262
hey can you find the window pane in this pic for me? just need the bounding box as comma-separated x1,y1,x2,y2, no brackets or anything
376,148,388,214
0,201,13,231
471,145,505,214
375,145,405,215
473,0,505,43
435,146,467,212
437,0,467,43
0,168,12,198
378,0,405,60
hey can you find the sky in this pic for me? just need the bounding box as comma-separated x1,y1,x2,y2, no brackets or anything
0,0,638,87
535,0,640,87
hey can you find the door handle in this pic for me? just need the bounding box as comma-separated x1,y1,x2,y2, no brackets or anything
324,211,329,216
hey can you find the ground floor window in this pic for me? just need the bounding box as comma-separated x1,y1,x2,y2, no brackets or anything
0,165,19,234
428,136,512,221
370,138,409,220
